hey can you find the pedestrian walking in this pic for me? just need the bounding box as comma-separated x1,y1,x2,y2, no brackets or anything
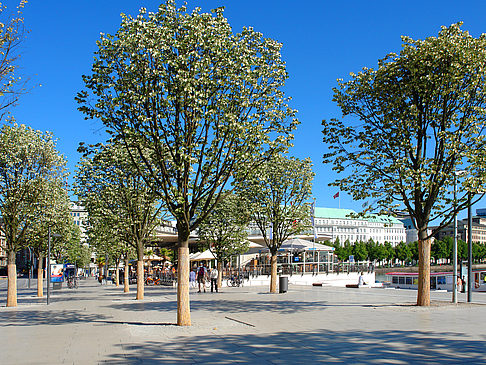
189,268,196,288
210,267,218,292
197,263,207,293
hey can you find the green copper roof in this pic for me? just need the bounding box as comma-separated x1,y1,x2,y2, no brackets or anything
314,207,356,219
366,215,402,224
314,207,402,224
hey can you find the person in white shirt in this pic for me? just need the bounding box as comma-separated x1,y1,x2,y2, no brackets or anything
358,272,366,287
210,267,218,293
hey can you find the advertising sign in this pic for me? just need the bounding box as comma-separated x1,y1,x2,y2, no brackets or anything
50,264,64,283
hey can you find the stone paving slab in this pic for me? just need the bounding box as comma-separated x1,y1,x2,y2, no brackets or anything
2,279,486,364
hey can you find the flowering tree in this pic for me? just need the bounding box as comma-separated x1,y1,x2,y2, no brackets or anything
236,154,314,293
322,23,486,305
87,218,129,289
75,142,163,300
198,193,250,287
24,182,75,297
0,1,28,116
0,123,66,306
77,1,297,325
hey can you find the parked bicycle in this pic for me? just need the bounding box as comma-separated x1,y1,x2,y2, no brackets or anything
67,276,78,289
227,274,243,287
145,276,161,286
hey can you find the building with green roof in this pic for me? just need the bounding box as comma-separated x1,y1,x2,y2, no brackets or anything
313,207,405,246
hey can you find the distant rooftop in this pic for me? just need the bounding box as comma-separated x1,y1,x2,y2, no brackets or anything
314,207,356,219
314,207,402,224
477,208,486,217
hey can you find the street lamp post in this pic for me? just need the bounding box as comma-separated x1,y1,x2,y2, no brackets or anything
468,192,473,303
27,246,33,289
453,169,467,303
47,227,51,305
105,254,108,285
453,180,457,303
47,228,61,306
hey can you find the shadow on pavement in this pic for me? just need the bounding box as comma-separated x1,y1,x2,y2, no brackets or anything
0,309,110,326
93,320,176,326
107,299,328,314
105,329,486,364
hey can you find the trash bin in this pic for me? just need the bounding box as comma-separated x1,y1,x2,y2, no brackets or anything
279,276,288,293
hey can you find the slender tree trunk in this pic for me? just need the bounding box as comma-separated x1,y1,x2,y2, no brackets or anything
270,254,277,293
217,260,223,289
417,231,431,306
177,242,191,326
136,242,145,299
124,257,129,293
136,260,144,300
37,254,44,297
115,258,120,287
7,250,17,307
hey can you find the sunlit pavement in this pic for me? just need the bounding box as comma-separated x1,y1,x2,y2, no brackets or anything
1,278,486,364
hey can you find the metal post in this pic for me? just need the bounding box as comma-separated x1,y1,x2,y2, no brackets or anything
468,193,473,303
105,254,108,285
47,227,51,305
27,247,32,289
453,174,457,303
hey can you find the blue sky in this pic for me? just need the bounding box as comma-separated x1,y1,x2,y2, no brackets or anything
6,0,486,217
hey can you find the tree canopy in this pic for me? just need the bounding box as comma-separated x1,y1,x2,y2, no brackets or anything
322,23,486,305
0,1,28,116
77,1,297,325
236,154,314,292
0,123,66,306
198,193,250,263
75,142,163,299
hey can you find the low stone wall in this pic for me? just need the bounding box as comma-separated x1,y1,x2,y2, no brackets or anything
245,271,375,288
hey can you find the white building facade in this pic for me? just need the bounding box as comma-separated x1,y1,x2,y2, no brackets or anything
70,201,88,243
313,207,406,246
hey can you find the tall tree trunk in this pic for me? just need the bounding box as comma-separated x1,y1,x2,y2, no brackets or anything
124,257,129,293
177,242,191,326
417,231,431,306
7,250,17,307
37,254,44,297
136,243,144,300
217,260,223,289
270,253,277,293
136,260,144,300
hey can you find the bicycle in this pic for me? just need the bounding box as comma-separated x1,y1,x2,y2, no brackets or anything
227,275,243,287
67,276,78,289
145,277,161,286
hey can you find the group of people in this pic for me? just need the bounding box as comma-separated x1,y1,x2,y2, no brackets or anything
457,275,466,293
189,262,218,293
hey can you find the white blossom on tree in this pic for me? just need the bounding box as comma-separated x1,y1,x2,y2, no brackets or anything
322,23,486,306
236,154,314,293
77,1,297,325
75,142,163,300
0,123,66,307
198,193,250,288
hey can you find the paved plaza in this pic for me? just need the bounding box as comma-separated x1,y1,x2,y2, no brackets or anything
1,278,486,364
